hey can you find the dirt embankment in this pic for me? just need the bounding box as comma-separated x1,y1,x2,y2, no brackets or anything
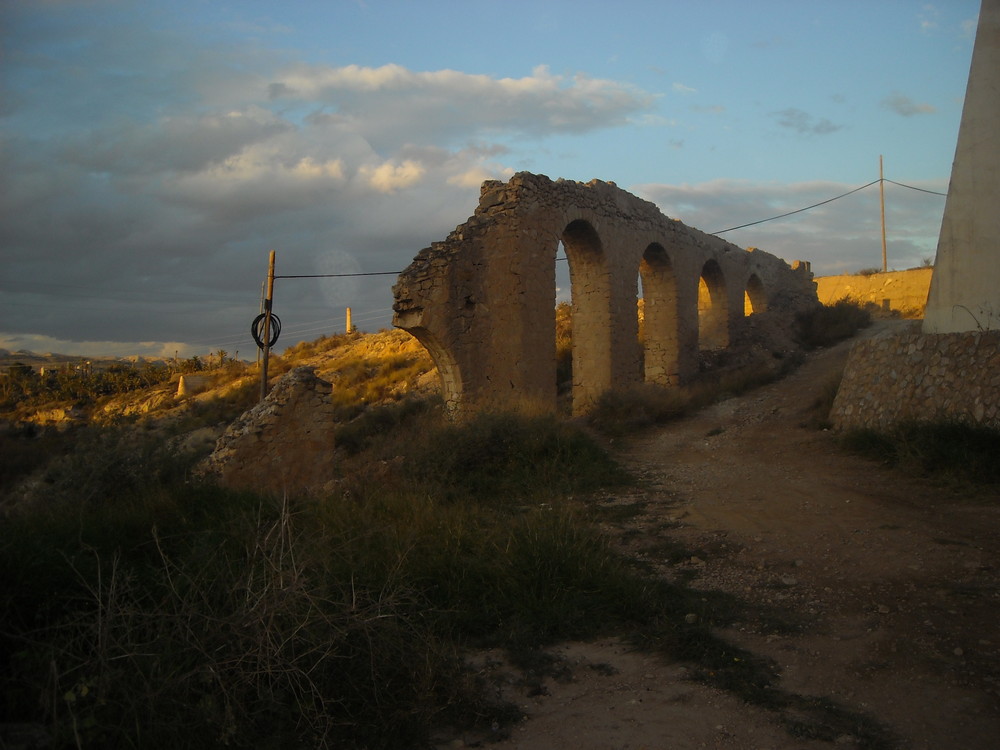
487,320,1000,750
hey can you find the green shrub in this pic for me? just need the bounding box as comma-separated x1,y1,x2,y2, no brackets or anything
404,411,629,503
333,395,437,455
588,384,690,437
841,420,1000,484
0,424,76,492
795,300,872,349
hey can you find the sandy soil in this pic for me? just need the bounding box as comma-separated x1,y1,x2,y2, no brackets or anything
474,320,1000,750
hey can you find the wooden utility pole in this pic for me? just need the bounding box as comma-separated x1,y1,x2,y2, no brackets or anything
879,155,888,273
346,306,352,333
256,281,265,368
259,250,276,401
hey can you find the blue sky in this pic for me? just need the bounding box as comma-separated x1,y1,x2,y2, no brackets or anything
0,0,980,358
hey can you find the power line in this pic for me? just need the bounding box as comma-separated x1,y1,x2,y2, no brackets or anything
274,271,401,279
711,180,881,235
885,179,948,196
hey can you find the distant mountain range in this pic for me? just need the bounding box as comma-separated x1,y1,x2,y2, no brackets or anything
0,349,167,371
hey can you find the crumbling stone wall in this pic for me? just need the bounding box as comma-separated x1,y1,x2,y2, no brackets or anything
831,327,1000,430
393,172,818,415
199,367,338,495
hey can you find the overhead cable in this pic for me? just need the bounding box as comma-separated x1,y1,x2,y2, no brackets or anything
274,271,401,279
884,179,948,196
711,180,881,235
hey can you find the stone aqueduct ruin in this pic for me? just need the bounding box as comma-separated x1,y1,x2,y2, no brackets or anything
392,172,818,415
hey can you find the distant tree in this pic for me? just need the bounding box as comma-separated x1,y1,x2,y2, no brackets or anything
176,355,204,374
1,363,36,404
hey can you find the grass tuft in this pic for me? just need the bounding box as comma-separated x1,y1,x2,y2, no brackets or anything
404,410,630,502
841,420,1000,484
796,300,872,349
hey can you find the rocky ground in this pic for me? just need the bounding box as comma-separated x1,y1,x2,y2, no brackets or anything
483,320,1000,750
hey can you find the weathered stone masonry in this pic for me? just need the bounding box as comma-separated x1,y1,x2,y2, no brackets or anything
831,328,1000,431
393,172,818,415
199,367,339,496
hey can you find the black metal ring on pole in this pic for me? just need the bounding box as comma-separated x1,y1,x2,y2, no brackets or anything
251,312,281,349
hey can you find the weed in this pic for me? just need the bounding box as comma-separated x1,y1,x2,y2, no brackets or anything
588,384,689,437
796,300,872,349
0,423,76,493
587,357,796,439
404,410,630,503
841,420,1000,484
333,395,437,455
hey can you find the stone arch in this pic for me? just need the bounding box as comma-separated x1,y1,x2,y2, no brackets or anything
405,326,462,413
745,272,768,316
640,242,680,385
563,219,612,413
698,258,729,350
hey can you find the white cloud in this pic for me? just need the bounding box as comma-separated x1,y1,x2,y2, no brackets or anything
882,92,937,116
918,4,940,32
267,63,655,150
448,166,514,189
772,108,843,135
359,160,426,193
673,82,697,94
292,157,346,180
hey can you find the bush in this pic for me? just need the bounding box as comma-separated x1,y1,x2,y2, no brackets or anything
333,395,437,455
404,411,630,503
841,420,1000,484
588,384,689,438
795,300,871,349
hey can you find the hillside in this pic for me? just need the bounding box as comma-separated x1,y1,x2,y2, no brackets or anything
0,329,439,507
1,329,436,428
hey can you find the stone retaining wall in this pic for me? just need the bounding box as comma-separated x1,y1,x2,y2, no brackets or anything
815,267,932,317
831,326,1000,430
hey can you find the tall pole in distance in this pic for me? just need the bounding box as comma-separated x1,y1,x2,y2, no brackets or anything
879,155,888,273
260,250,276,402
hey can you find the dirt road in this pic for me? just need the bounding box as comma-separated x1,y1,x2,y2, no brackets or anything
488,321,1000,750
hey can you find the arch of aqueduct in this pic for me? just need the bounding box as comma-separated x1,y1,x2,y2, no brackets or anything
392,172,818,415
